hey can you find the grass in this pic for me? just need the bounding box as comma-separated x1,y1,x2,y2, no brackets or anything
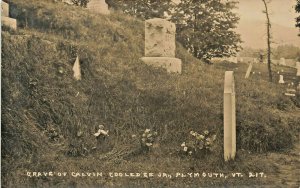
1,0,300,187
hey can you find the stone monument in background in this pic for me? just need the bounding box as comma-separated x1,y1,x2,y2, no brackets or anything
2,1,9,17
1,1,17,30
279,57,286,66
87,0,110,15
140,18,182,73
296,62,300,77
279,75,285,84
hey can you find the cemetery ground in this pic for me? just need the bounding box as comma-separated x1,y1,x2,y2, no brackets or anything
1,0,300,187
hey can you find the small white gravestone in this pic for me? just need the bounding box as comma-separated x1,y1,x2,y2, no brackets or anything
231,57,238,64
279,75,284,84
1,16,17,30
253,58,258,63
224,71,236,162
73,56,81,80
244,62,253,79
140,18,182,73
296,62,300,77
87,0,110,15
279,58,286,66
1,1,9,17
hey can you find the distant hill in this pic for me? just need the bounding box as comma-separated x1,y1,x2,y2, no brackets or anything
236,19,300,49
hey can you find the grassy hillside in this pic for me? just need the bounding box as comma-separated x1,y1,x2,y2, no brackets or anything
1,0,300,187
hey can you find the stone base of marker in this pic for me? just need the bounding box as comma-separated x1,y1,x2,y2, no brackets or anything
140,57,182,73
1,17,17,30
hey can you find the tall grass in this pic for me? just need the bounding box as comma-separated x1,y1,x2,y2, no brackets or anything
1,0,299,187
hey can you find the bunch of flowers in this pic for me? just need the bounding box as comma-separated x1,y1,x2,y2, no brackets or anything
45,125,60,142
141,129,158,151
94,125,109,138
180,130,216,157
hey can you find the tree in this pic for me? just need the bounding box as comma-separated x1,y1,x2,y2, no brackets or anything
262,0,272,82
71,0,89,7
107,0,173,20
296,0,300,35
171,0,242,62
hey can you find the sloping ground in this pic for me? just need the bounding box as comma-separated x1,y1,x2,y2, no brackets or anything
1,0,300,187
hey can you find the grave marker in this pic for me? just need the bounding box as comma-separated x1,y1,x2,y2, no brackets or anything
1,16,17,30
279,57,286,66
73,56,81,80
244,62,253,79
224,71,236,161
140,18,182,73
1,1,9,17
296,62,300,77
279,75,285,84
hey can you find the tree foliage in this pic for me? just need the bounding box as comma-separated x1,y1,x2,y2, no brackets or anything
107,0,173,20
171,0,242,61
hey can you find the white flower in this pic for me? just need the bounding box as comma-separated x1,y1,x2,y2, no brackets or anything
132,134,137,138
181,142,186,147
183,146,188,152
94,132,100,137
212,135,216,141
145,129,151,133
146,143,153,147
204,130,209,135
94,129,109,137
188,151,192,155
99,130,109,136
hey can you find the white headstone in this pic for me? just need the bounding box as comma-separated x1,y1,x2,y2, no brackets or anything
73,56,81,80
279,75,284,84
140,18,182,73
1,16,17,30
1,1,9,17
245,62,253,79
224,71,236,162
296,62,300,77
279,58,286,66
87,0,110,15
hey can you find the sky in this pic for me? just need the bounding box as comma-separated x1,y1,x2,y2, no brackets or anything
172,0,298,28
237,0,298,28
172,0,299,48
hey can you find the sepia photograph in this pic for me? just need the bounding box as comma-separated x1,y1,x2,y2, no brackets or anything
1,0,300,187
